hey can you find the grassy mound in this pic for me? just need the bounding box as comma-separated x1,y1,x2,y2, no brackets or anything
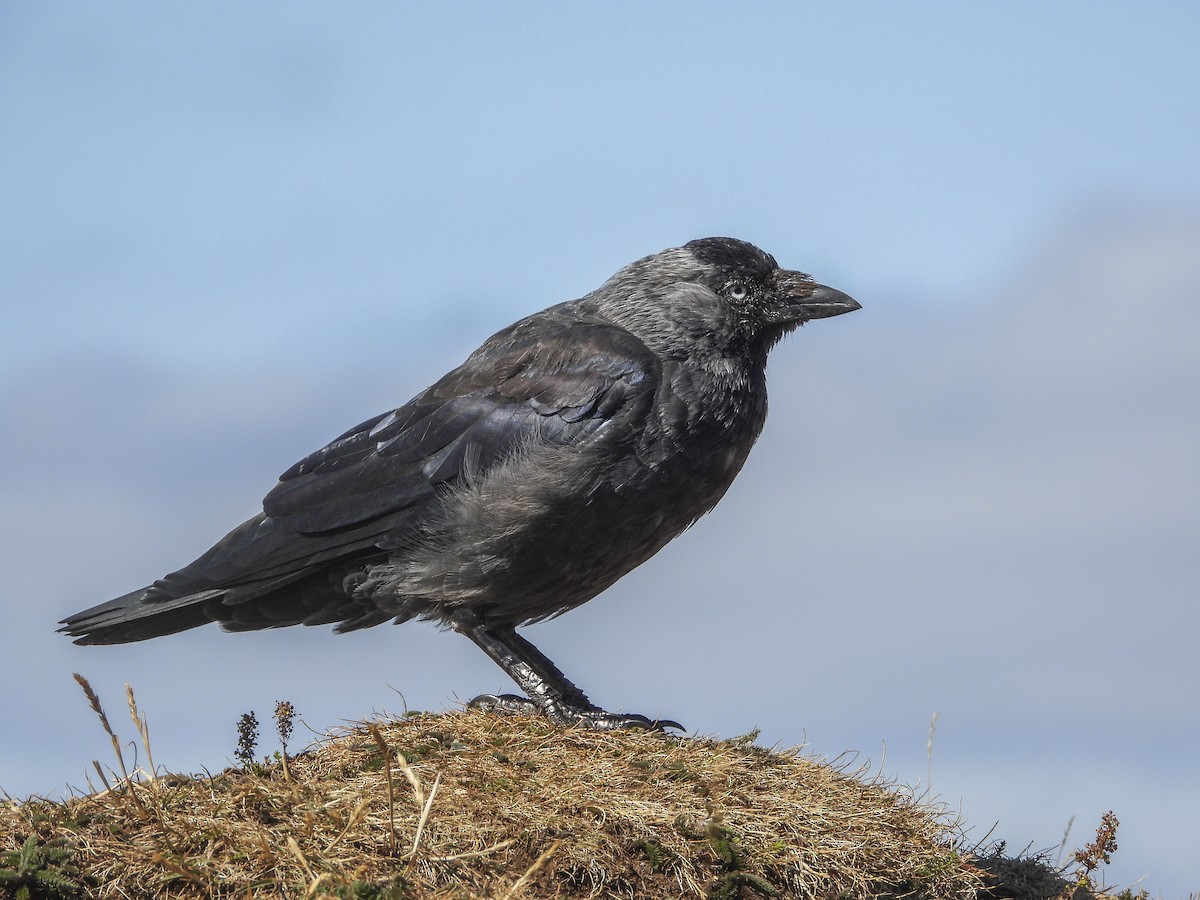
2,701,1102,899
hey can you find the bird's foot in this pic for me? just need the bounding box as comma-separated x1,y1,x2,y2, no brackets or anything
467,692,541,716
571,708,686,733
467,693,683,732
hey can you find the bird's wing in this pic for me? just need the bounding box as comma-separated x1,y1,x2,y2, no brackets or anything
66,312,663,642
260,313,660,538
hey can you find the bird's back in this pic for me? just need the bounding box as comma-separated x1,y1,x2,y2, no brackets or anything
62,297,767,641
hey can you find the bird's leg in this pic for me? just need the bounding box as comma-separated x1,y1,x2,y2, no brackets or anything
449,613,682,731
460,621,597,712
478,624,598,711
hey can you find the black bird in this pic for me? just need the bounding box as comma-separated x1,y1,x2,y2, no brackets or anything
61,237,859,730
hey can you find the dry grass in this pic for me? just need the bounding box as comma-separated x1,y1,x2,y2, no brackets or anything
2,691,1106,899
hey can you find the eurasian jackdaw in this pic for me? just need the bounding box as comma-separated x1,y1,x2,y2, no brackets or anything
61,237,859,730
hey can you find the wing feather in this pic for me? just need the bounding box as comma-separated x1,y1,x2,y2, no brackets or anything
61,311,662,643
261,315,657,536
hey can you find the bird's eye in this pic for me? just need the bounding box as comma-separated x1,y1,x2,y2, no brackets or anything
727,282,750,302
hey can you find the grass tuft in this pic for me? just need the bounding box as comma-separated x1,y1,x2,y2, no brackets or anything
0,685,1140,899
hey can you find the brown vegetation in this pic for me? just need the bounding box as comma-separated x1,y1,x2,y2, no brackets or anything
1,683,1125,899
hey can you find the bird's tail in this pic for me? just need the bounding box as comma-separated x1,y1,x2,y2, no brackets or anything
58,586,225,645
60,510,396,643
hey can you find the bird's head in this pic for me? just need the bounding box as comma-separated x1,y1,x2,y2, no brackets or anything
685,236,860,325
591,237,860,359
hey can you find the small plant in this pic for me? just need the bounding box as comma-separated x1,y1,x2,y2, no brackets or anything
235,711,260,770
274,701,296,755
705,810,776,898
323,878,408,899
1072,810,1120,891
275,701,297,782
635,838,673,873
72,674,148,816
368,725,398,853
0,834,82,899
125,683,157,785
728,728,762,749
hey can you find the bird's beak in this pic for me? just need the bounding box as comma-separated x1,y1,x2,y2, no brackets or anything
773,270,861,323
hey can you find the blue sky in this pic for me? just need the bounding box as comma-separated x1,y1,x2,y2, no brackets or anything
2,4,1198,895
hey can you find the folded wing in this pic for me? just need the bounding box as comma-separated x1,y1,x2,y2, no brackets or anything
61,312,660,643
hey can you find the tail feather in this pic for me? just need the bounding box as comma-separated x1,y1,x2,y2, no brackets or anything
59,586,226,645
61,555,393,644
59,510,397,644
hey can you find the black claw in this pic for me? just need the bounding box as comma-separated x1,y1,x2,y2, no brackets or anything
467,692,538,714
651,717,686,732
568,710,685,732
588,711,677,732
468,692,683,733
